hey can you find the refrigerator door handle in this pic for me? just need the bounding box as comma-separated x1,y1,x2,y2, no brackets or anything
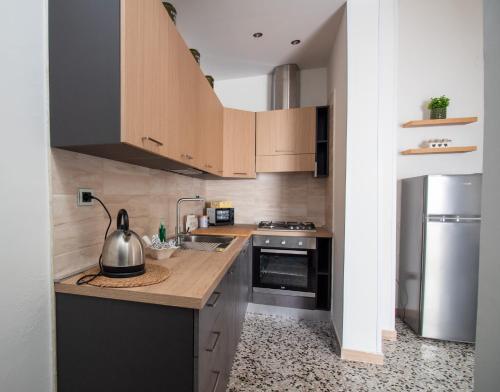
427,215,481,223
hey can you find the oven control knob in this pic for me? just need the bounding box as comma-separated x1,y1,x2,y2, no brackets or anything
281,240,286,245
298,241,303,246
265,239,270,244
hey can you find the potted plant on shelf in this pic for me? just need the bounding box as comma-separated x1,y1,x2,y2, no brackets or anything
428,95,450,119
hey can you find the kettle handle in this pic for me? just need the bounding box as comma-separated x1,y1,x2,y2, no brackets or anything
117,209,129,231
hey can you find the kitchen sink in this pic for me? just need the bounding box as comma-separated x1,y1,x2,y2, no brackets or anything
177,234,236,252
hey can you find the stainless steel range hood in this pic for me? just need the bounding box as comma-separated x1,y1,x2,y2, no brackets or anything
271,64,300,110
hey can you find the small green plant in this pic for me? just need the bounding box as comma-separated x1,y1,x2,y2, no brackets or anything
428,95,450,110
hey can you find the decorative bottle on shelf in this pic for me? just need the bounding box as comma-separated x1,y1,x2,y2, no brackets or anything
159,222,167,243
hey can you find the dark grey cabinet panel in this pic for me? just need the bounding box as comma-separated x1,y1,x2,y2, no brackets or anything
197,240,250,392
56,242,251,392
56,294,195,392
49,0,121,147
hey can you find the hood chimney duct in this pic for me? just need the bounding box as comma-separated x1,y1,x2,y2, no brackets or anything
271,64,300,110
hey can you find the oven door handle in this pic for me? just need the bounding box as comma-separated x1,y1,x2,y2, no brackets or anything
260,249,308,255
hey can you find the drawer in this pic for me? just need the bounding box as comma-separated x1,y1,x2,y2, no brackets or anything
198,283,226,351
197,313,227,392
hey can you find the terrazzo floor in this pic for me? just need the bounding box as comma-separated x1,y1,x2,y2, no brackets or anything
227,312,474,392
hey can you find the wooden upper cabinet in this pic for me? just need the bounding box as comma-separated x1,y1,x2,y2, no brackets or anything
164,20,199,165
256,107,316,173
291,107,316,154
198,78,223,175
49,0,226,176
256,107,316,156
121,0,164,154
223,108,256,178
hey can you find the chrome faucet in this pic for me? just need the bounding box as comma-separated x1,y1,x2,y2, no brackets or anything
176,195,205,244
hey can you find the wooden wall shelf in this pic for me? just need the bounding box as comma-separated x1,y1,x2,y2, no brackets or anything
402,117,478,128
401,146,477,155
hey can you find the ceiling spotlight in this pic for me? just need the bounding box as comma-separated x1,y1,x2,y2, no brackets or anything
253,32,263,38
291,39,301,45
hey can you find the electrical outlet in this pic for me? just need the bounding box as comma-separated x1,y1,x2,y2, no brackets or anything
77,188,94,206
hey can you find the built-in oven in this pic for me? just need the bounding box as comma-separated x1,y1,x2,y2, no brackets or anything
252,236,317,310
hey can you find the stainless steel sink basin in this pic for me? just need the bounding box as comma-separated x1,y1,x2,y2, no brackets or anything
177,234,236,252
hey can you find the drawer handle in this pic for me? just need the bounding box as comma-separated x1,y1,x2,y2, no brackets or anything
275,149,294,153
205,164,213,168
206,331,221,352
207,291,221,308
141,136,163,146
210,371,221,392
233,172,248,175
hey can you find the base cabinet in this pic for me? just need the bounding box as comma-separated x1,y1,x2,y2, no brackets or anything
56,242,250,392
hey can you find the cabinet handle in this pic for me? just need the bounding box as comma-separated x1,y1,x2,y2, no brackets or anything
210,371,221,392
233,172,248,175
275,149,294,153
207,291,221,308
141,136,163,146
314,161,318,177
205,164,213,168
206,331,221,352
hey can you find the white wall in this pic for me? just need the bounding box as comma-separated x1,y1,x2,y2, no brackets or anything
377,0,398,338
300,68,328,107
215,74,271,111
398,0,484,179
474,0,500,389
0,0,54,391
327,6,347,346
214,67,327,111
341,0,383,355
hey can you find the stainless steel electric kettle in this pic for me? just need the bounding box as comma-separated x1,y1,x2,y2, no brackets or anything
101,209,145,277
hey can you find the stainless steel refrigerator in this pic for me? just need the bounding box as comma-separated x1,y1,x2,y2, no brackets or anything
399,174,482,343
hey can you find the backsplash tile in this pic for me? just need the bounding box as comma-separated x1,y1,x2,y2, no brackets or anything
51,149,327,279
50,148,204,280
204,173,327,225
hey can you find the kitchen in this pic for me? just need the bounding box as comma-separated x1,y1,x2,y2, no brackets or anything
1,0,499,391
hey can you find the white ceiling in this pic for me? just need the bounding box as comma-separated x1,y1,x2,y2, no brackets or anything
174,0,346,80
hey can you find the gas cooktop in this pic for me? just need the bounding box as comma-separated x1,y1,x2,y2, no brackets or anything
257,221,317,232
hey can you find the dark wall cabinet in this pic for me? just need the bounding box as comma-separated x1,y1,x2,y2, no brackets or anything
56,242,251,392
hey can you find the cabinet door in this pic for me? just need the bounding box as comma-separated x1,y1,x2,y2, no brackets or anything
223,108,256,178
198,77,223,175
290,107,316,154
164,20,199,164
256,110,282,156
121,0,164,153
256,107,316,156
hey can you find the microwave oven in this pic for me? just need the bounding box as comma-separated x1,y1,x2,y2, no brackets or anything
207,208,234,226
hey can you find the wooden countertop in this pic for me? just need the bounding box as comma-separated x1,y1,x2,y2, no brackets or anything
55,236,249,310
55,225,332,310
193,224,333,238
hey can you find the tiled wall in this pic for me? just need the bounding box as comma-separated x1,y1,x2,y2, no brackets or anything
205,174,327,225
51,149,205,280
51,149,327,279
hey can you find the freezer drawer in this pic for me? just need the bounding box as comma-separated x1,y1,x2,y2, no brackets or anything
425,174,482,216
421,219,480,342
